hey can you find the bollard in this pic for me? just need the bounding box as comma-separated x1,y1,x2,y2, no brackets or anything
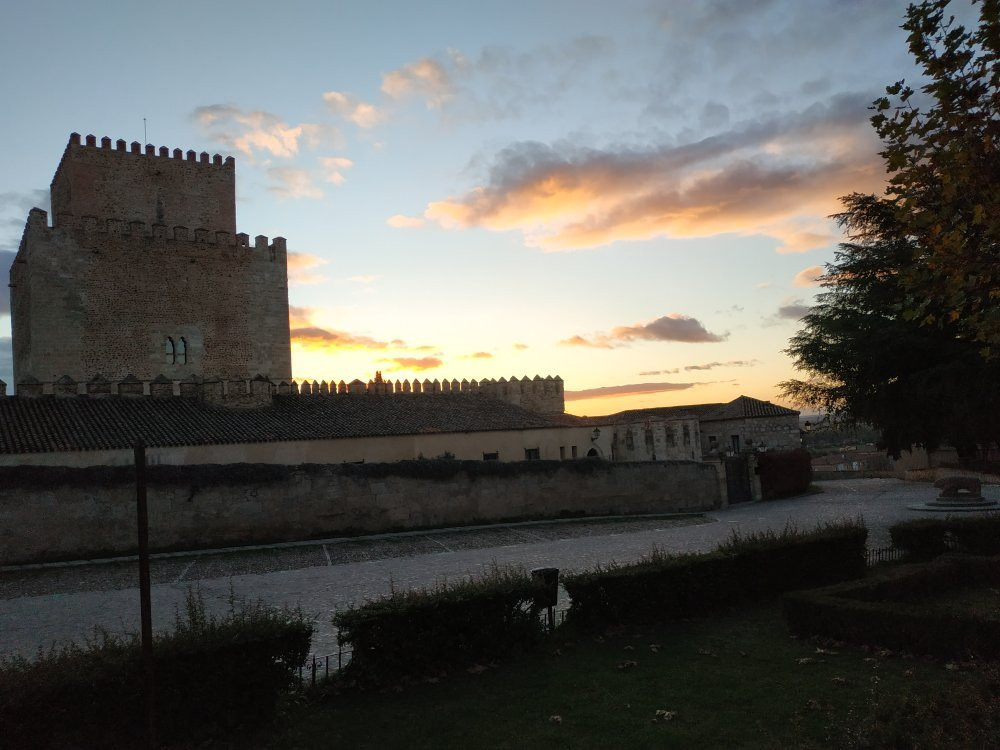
531,567,559,632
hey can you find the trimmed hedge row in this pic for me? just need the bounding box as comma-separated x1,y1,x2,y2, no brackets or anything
560,520,867,626
0,457,613,490
757,448,813,499
334,567,545,684
890,515,1000,560
0,591,312,749
783,555,1000,659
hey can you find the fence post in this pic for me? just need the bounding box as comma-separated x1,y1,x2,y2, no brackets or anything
134,439,156,750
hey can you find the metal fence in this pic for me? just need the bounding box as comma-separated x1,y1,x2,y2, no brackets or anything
865,545,907,566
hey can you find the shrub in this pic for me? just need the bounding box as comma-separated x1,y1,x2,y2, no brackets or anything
334,566,545,684
756,448,813,499
0,589,312,749
561,520,867,626
890,515,1000,560
783,555,1000,659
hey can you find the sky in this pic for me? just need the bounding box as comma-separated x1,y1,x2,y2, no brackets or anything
0,0,969,415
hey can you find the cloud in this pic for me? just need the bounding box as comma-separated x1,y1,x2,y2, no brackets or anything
386,214,426,229
463,351,493,359
755,281,772,289
318,156,353,185
513,342,529,350
267,168,323,199
0,189,49,218
322,91,385,128
286,252,329,285
565,382,696,401
776,300,811,320
639,359,757,376
563,314,726,348
193,105,334,159
423,93,881,251
379,356,443,372
292,326,399,352
381,58,454,108
792,265,824,287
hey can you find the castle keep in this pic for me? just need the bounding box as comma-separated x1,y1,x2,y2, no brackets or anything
10,133,292,385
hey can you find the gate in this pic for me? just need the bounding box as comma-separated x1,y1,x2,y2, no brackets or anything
725,455,752,504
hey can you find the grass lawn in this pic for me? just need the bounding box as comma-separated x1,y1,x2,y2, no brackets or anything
255,601,988,749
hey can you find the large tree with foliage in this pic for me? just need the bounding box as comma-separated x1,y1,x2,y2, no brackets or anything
782,0,1000,459
874,0,999,352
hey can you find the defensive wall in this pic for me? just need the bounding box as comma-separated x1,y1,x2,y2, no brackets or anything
0,461,720,564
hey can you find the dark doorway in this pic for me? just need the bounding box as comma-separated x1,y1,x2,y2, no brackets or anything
587,448,599,457
725,455,752,504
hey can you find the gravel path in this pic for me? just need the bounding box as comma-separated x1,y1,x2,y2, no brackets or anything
1,478,993,659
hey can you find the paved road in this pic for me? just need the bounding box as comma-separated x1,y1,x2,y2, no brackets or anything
2,479,994,659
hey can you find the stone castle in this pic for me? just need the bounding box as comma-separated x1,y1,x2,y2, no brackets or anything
7,133,566,414
10,133,292,386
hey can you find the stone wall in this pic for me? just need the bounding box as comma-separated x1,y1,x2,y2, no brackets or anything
11,208,291,383
701,415,801,455
0,461,719,564
50,134,236,233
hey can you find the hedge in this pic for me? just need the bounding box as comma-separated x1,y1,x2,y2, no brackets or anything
0,590,312,749
890,515,1000,560
561,520,867,626
783,555,1000,659
757,448,813,499
334,566,545,684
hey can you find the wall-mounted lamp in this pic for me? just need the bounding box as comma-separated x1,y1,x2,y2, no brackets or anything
591,428,601,441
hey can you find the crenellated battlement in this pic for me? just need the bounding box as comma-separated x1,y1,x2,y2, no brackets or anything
8,373,566,413
68,132,234,168
18,208,286,258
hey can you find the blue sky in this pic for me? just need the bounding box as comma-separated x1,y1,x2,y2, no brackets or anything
0,0,966,414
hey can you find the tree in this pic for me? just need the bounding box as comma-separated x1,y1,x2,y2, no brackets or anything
781,0,1000,460
782,194,1000,459
873,0,1000,353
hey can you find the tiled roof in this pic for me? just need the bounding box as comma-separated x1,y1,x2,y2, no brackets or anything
702,395,799,420
591,396,798,425
0,394,587,455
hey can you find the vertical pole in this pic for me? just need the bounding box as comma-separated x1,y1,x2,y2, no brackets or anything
135,439,155,749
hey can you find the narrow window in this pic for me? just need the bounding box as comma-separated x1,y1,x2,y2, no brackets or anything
708,435,719,451
177,336,188,365
625,429,635,451
482,451,499,461
524,448,540,461
644,428,654,450
571,446,578,459
731,434,741,453
165,336,175,365
683,424,691,446
666,428,676,447
559,446,566,460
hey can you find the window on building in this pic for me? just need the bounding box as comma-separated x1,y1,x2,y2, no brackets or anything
559,446,566,460
177,336,188,365
731,434,741,453
644,428,654,450
165,336,175,364
625,429,635,451
483,451,499,461
524,448,540,461
571,445,578,459
708,435,719,452
666,428,676,447
683,424,691,446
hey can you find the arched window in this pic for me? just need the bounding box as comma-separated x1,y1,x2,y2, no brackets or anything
177,337,188,365
165,337,175,365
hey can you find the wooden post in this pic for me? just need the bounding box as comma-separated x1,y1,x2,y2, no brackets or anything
134,439,156,748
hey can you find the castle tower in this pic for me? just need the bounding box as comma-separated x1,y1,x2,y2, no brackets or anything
9,133,292,385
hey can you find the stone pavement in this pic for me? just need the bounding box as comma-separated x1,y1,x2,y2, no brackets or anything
2,478,995,659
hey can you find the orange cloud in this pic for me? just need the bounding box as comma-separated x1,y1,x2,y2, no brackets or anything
565,382,696,401
193,105,335,159
563,314,726,348
379,356,443,372
319,156,354,185
513,342,529,350
463,351,493,359
792,265,825,287
322,91,385,128
382,58,454,107
386,214,426,229
286,252,329,285
423,93,883,251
